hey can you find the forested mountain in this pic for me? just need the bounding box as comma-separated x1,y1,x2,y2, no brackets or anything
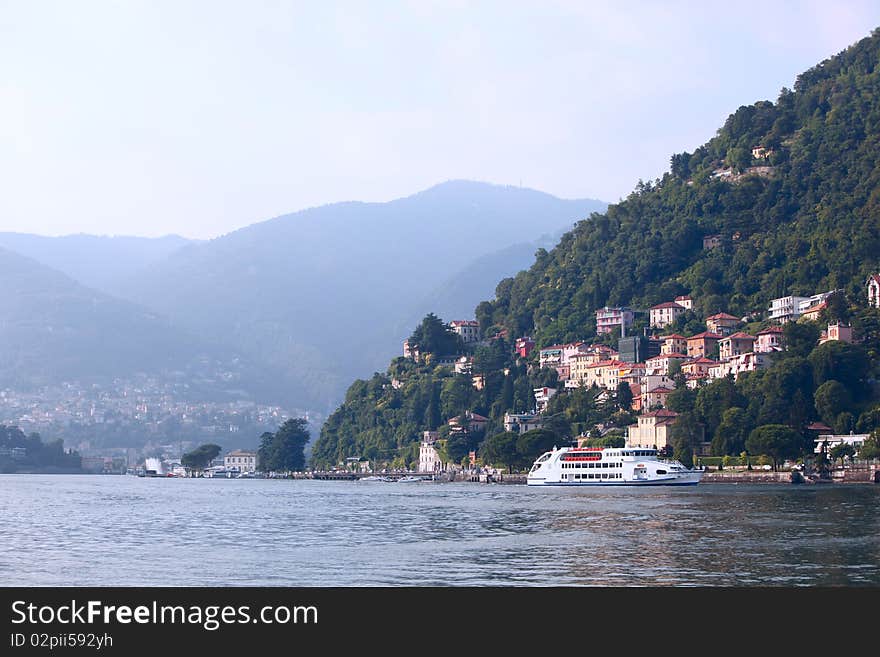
119,181,604,410
0,232,192,296
313,29,880,470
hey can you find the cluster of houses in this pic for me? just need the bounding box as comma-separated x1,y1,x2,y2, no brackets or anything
412,275,880,469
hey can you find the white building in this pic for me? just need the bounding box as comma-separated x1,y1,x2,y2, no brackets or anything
768,296,810,323
449,320,480,343
504,413,543,434
224,450,257,473
769,291,838,323
418,431,443,473
868,274,880,308
813,434,870,455
533,387,557,413
649,302,686,328
709,352,773,381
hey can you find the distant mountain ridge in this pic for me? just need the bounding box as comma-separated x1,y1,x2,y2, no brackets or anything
0,181,606,411
0,232,193,296
118,180,606,409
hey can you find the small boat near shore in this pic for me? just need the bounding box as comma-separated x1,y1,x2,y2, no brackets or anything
527,446,702,486
396,475,422,483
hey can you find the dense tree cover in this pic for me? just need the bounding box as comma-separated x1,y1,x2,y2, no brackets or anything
258,418,310,472
0,424,81,472
479,31,880,345
315,32,880,470
181,443,221,471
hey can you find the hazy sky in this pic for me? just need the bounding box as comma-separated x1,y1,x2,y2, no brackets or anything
2,1,879,239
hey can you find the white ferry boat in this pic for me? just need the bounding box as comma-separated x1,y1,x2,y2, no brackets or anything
527,446,702,486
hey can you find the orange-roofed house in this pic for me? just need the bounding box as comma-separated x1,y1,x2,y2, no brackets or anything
686,332,722,359
660,334,688,355
705,312,740,336
718,332,756,361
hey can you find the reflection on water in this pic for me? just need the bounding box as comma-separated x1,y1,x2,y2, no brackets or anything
0,476,878,586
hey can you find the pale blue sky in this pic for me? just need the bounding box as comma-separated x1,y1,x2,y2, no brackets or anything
2,1,879,239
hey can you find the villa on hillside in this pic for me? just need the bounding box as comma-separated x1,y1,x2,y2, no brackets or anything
449,320,480,343
705,312,740,336
686,332,722,359
755,326,784,353
867,274,880,308
649,301,686,328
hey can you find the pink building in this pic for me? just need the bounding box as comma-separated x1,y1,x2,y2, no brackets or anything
595,307,635,334
718,332,756,361
755,326,784,353
819,323,854,345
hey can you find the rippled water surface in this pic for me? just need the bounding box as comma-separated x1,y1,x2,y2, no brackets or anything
1,476,878,586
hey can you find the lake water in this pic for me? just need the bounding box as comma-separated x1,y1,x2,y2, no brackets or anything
1,475,878,586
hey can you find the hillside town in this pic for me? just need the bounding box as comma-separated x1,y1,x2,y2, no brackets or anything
0,374,307,470
411,276,880,474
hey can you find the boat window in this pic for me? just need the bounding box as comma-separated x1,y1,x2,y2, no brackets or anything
656,469,667,475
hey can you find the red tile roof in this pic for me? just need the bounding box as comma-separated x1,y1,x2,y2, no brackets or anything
642,409,679,418
707,312,739,321
687,332,722,340
724,332,755,340
650,301,685,310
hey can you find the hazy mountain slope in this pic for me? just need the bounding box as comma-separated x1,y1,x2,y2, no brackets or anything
122,181,605,409
0,247,292,403
0,233,193,295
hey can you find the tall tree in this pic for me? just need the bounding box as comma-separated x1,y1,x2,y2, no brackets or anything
746,425,802,471
263,418,310,472
181,443,221,472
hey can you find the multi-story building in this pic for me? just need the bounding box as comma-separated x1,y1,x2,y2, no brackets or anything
224,450,257,474
659,334,688,355
649,302,686,328
718,332,756,361
645,353,689,375
582,360,622,389
533,387,557,413
769,291,837,323
686,332,722,359
503,412,543,434
449,320,480,343
626,409,680,450
681,357,717,377
448,412,489,435
768,296,811,323
595,306,635,335
674,295,694,310
755,326,784,353
819,323,854,345
709,352,773,381
515,337,535,358
619,335,661,363
868,274,880,308
418,431,442,473
705,312,740,336
640,386,674,410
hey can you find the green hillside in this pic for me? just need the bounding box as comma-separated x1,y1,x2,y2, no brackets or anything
312,30,880,470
